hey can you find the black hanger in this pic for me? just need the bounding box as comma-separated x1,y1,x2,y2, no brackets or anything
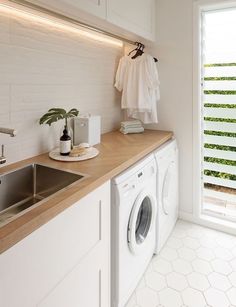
128,42,158,62
128,42,143,58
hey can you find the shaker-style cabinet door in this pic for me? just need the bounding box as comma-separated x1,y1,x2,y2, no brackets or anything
28,0,107,19
0,181,110,307
107,0,156,41
58,0,106,19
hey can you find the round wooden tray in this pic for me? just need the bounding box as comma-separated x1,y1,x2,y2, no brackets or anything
49,147,99,162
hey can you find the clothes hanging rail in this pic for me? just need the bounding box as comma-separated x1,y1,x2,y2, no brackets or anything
6,0,139,46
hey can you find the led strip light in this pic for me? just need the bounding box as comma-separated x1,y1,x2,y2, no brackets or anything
0,0,130,47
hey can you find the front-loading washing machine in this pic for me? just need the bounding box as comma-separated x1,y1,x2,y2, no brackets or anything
154,138,179,254
111,154,157,307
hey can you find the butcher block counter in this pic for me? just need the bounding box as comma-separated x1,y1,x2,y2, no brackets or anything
0,130,173,253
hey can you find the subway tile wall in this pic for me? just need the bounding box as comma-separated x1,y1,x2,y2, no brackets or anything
0,11,123,165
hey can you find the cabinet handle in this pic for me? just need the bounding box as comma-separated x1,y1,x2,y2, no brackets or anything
99,269,102,307
99,200,102,241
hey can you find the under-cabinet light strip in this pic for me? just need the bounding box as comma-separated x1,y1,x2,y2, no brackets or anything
0,0,128,47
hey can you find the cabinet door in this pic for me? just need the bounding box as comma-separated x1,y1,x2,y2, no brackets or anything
38,244,104,307
107,0,156,40
0,181,110,307
28,0,106,19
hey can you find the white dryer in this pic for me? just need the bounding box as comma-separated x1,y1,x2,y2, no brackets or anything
111,154,157,307
154,139,179,254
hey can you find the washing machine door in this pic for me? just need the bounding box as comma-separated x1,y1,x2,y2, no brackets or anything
162,160,175,215
128,190,156,255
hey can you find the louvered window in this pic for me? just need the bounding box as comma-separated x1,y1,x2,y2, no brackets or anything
201,8,236,220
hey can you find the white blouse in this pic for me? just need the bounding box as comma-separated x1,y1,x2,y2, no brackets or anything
115,53,160,124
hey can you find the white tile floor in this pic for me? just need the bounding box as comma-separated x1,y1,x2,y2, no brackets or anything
125,220,236,307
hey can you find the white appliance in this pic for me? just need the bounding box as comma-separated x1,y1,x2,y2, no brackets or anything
111,155,157,307
154,139,179,254
74,115,101,146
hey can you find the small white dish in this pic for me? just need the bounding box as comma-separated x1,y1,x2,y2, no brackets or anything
49,146,99,162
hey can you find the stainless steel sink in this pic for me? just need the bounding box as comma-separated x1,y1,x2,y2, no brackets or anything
0,164,85,225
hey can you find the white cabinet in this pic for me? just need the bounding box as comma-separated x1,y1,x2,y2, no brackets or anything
107,0,156,40
0,181,110,307
28,0,156,41
63,0,106,18
29,0,107,19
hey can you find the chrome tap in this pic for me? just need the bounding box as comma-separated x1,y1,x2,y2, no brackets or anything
0,127,16,165
0,127,17,137
0,145,6,164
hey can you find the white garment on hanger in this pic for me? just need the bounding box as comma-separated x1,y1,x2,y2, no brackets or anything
115,53,160,124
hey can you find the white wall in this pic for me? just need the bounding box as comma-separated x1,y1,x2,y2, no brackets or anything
148,0,194,214
0,10,123,165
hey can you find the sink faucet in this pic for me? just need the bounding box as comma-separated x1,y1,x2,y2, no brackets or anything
0,127,17,137
0,145,6,165
0,127,17,165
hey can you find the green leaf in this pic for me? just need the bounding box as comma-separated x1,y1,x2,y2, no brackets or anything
39,108,79,126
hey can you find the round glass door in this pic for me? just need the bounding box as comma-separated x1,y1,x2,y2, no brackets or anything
128,191,156,254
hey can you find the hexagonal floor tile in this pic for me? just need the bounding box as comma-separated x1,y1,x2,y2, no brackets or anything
199,236,218,249
192,258,213,275
173,228,188,239
153,258,172,275
166,272,188,291
202,227,218,238
136,287,159,307
216,234,236,249
214,247,234,261
125,292,136,307
172,259,193,275
175,220,192,230
167,236,183,249
205,288,230,307
145,271,166,291
136,276,146,291
178,247,196,261
232,246,236,257
182,288,206,307
230,258,236,271
160,247,178,261
228,271,236,287
127,221,236,307
227,287,236,306
208,272,231,291
196,247,215,261
211,259,232,275
187,228,205,239
159,288,183,307
182,237,201,250
146,262,154,274
187,272,210,291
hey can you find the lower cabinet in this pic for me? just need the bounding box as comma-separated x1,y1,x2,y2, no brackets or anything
0,181,110,307
39,246,104,307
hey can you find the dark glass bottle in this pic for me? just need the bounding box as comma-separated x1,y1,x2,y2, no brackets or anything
60,126,71,156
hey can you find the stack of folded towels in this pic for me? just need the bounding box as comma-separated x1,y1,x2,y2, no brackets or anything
120,120,144,134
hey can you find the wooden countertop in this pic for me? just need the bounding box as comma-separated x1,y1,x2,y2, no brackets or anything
0,130,173,253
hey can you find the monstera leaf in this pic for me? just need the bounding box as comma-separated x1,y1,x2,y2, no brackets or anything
39,108,79,126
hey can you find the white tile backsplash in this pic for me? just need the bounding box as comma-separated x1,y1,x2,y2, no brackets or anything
0,11,123,165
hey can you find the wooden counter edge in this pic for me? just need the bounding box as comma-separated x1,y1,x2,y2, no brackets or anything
0,130,173,253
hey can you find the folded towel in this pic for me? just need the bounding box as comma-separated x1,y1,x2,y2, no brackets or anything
120,120,143,128
120,127,144,135
121,124,143,129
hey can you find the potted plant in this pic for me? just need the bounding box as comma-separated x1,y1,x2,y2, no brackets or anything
40,108,79,155
39,108,79,127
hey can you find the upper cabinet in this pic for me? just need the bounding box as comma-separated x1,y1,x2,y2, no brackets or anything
28,0,156,41
60,0,106,19
107,0,156,41
60,0,106,18
29,0,107,19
